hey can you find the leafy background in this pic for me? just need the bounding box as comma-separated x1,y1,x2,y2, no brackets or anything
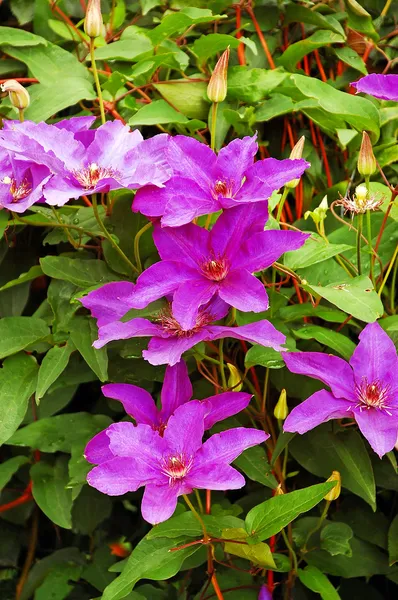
0,0,397,599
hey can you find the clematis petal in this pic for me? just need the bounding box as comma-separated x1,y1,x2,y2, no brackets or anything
215,134,258,185
143,330,209,366
153,222,210,269
202,392,252,429
163,402,206,456
133,184,168,218
87,120,143,170
54,116,96,133
187,463,245,490
84,430,113,464
208,320,286,352
87,457,146,495
354,408,398,458
80,281,136,327
162,185,220,227
218,271,269,313
240,157,310,203
124,133,171,189
351,74,398,101
107,422,167,467
349,322,398,392
94,318,162,349
284,389,353,434
235,230,310,272
141,483,181,525
166,135,216,187
132,261,197,308
172,280,217,331
194,427,267,467
282,351,356,400
160,362,193,420
102,383,159,426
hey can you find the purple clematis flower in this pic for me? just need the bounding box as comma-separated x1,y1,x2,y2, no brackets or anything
133,133,310,227
283,322,398,458
351,74,398,102
258,585,272,600
0,120,171,205
0,148,51,213
102,361,252,432
82,292,286,366
126,203,308,330
85,401,268,524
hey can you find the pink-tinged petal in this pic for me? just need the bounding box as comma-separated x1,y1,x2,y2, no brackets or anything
258,585,273,600
80,281,136,327
282,351,356,400
235,230,310,272
219,271,269,313
160,362,193,420
187,463,245,490
42,176,85,205
351,74,398,101
202,392,252,429
132,261,197,308
162,182,220,227
107,422,167,468
283,389,352,434
204,297,230,321
88,120,143,170
84,430,113,464
216,134,258,185
133,185,168,218
349,322,398,390
208,320,286,351
354,408,398,458
141,483,180,525
195,427,268,468
153,222,210,269
163,402,206,456
166,136,216,187
210,203,269,262
87,458,145,495
172,280,217,331
124,133,172,189
54,116,96,133
102,383,159,426
240,157,310,202
143,330,209,366
94,318,162,349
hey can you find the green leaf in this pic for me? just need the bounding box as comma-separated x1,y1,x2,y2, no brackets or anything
147,511,243,540
333,46,367,75
24,80,96,122
245,346,285,369
192,33,252,63
278,304,348,323
94,34,153,61
129,99,189,126
0,316,49,359
222,528,275,568
227,67,287,103
72,486,112,535
0,25,47,46
293,325,356,360
70,317,108,381
279,31,345,71
31,456,73,529
34,562,82,600
147,9,224,46
7,412,112,453
284,4,345,36
298,565,341,600
234,445,279,489
0,265,43,292
47,279,80,334
305,276,384,323
36,342,75,402
289,424,376,509
245,482,335,543
0,211,9,240
40,256,118,288
0,353,38,446
388,515,398,565
284,235,354,270
81,545,117,592
0,455,30,491
320,523,353,557
153,81,208,120
255,93,295,122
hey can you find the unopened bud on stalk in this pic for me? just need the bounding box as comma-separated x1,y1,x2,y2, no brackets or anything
304,195,328,225
0,80,30,110
285,135,305,189
207,47,230,103
323,471,341,501
227,363,243,391
275,484,284,496
258,584,273,600
357,131,376,176
84,0,103,39
274,389,288,420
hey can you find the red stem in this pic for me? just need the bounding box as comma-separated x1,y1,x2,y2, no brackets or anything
235,6,246,66
245,6,275,69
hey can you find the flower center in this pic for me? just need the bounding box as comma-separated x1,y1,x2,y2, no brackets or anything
201,257,229,282
1,175,32,202
355,378,392,415
161,453,193,484
156,305,214,337
212,179,234,199
72,163,118,189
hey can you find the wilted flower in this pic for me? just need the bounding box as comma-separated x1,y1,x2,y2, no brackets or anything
357,131,376,177
337,185,383,215
207,47,230,103
85,402,268,524
351,74,398,102
133,133,310,227
283,322,398,457
0,80,30,110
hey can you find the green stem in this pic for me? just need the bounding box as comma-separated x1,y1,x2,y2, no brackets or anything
18,108,25,123
281,528,298,573
12,213,98,238
381,0,393,17
356,213,363,275
194,489,204,514
218,338,227,390
91,195,138,274
378,243,398,298
303,500,330,552
134,221,152,273
183,494,209,542
365,177,375,285
90,37,106,125
390,251,398,314
276,187,289,223
210,102,218,152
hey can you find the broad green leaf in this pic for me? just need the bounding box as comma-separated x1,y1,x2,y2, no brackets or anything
380,106,398,128
284,236,353,270
334,499,389,549
284,5,345,36
245,482,335,542
305,276,384,323
147,9,224,46
298,565,341,600
320,523,353,557
147,511,243,540
36,342,75,402
289,424,376,509
0,58,25,76
222,528,275,568
153,81,208,120
333,46,367,75
294,325,356,360
278,304,347,323
0,265,43,292
47,279,80,333
234,445,279,489
255,93,295,122
40,256,118,288
0,316,49,359
0,455,30,491
0,25,46,46
192,33,255,63
24,80,96,122
129,99,189,126
345,1,379,42
227,67,287,103
72,486,112,535
279,31,345,70
388,515,398,566
94,35,153,61
375,144,398,169
245,346,284,369
31,456,74,529
70,316,108,381
34,562,82,600
7,412,112,453
0,211,9,240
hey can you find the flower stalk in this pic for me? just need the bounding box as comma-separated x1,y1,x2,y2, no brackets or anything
89,38,106,125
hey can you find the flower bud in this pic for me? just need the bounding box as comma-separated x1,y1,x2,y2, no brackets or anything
84,0,103,39
304,195,328,225
275,484,284,495
285,136,305,189
274,389,288,420
207,47,230,103
357,131,377,177
258,585,272,600
227,363,243,391
323,471,341,502
0,80,30,110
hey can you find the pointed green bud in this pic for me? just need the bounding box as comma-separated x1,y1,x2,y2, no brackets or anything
357,132,377,177
84,0,103,39
304,195,328,225
274,389,288,420
285,136,305,189
207,47,230,103
323,471,341,501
